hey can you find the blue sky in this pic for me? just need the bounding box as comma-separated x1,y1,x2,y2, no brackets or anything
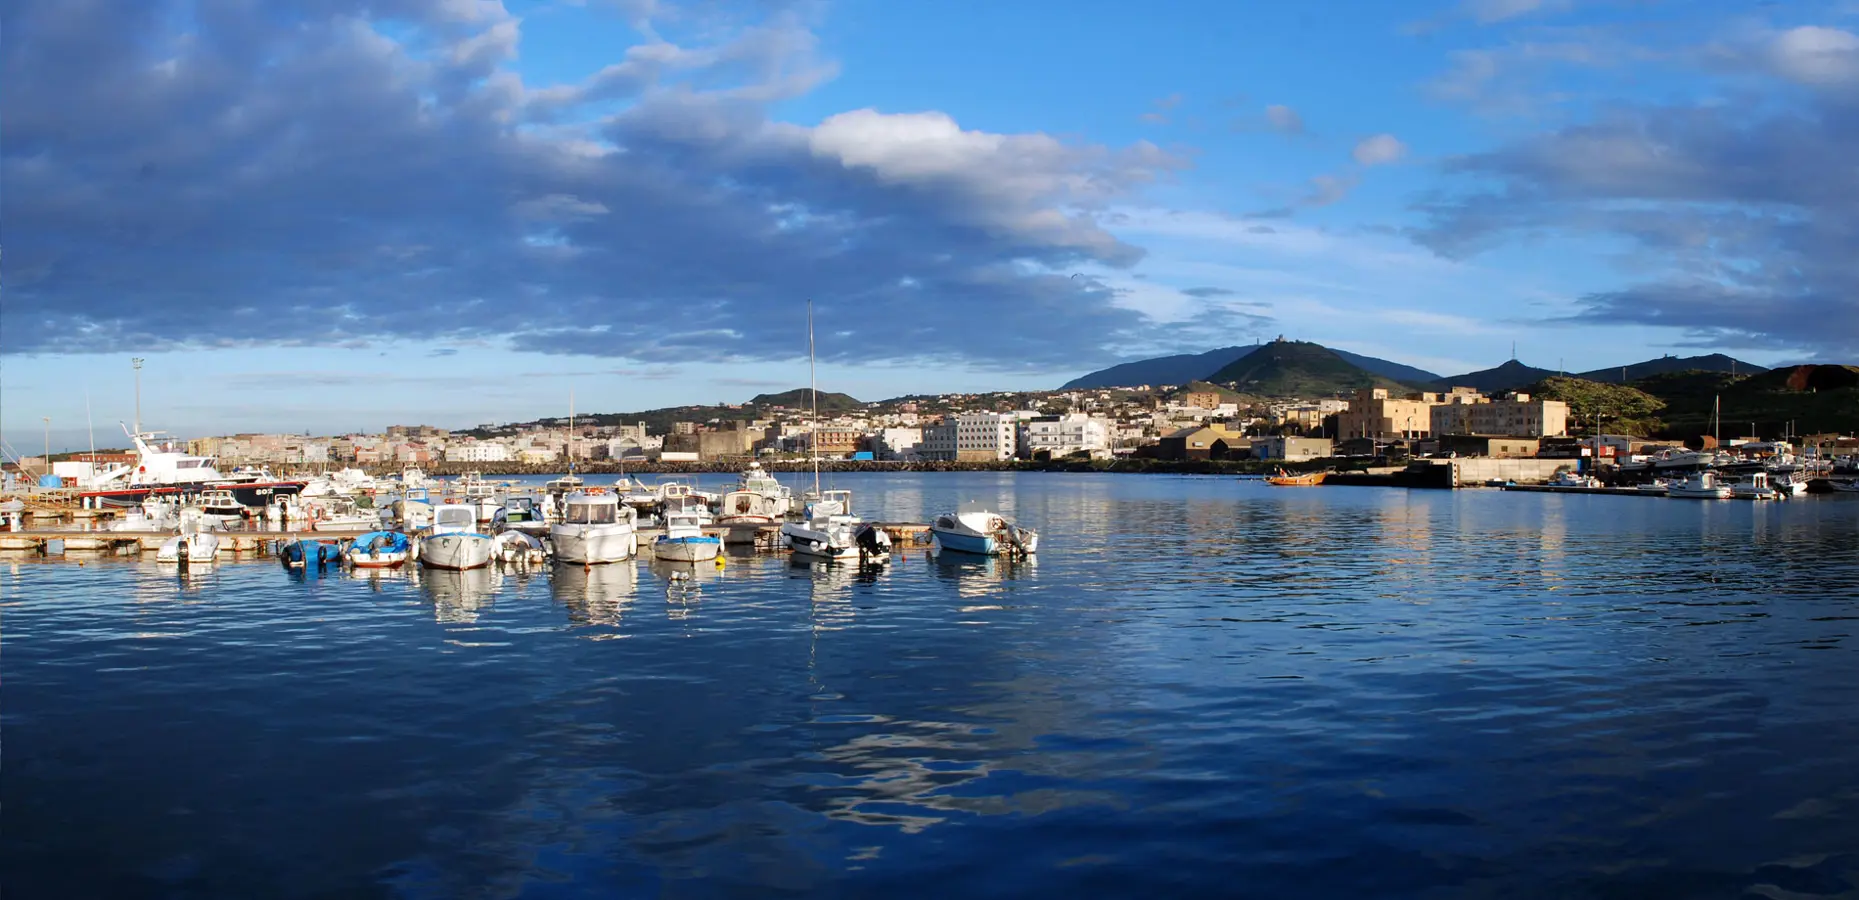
7,0,1859,449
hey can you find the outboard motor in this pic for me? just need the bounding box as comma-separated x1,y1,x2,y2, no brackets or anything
854,524,892,562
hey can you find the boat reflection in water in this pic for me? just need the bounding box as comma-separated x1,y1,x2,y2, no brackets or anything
551,560,638,628
346,564,415,592
930,550,1037,599
417,566,502,624
645,557,727,619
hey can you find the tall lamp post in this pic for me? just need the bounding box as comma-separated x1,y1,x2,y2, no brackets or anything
42,416,51,465
132,357,145,436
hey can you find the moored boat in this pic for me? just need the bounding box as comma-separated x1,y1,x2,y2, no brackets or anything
551,491,638,564
492,530,549,565
1667,471,1733,499
1264,469,1327,486
930,504,1038,557
281,538,343,568
419,505,495,570
345,530,412,568
654,512,722,562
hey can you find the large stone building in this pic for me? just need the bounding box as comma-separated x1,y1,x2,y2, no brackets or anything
1157,424,1247,460
1430,391,1569,437
1338,388,1441,440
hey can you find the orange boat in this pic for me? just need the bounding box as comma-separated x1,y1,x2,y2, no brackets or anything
1264,469,1327,487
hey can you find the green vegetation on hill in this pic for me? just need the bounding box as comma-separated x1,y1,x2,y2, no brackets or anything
1173,380,1251,402
747,389,862,411
1531,376,1667,436
1204,340,1410,397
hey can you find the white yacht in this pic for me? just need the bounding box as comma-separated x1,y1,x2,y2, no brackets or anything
551,491,638,564
781,489,891,563
718,462,794,524
1730,471,1779,500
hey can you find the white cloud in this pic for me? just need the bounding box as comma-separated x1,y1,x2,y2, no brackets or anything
1352,133,1407,166
1461,0,1566,25
1767,26,1859,85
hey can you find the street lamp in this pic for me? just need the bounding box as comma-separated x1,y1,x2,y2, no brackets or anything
132,357,145,435
42,416,51,465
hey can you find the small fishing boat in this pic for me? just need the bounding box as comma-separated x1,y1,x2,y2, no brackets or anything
309,497,376,531
654,511,722,562
1667,471,1732,499
1547,470,1602,489
1634,480,1670,495
281,538,343,568
1731,471,1779,500
718,462,794,523
551,491,638,564
494,494,550,537
345,530,411,568
492,530,548,565
197,489,249,523
1264,469,1327,487
781,490,891,563
419,505,495,570
544,474,585,495
156,528,221,564
931,504,1038,557
1829,479,1859,493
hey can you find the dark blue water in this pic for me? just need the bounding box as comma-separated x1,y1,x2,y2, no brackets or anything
7,474,1859,898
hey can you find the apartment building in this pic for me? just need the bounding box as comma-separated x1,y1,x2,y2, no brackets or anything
920,412,1019,461
1024,414,1112,459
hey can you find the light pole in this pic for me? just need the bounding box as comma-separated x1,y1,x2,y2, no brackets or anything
132,357,145,435
42,416,51,464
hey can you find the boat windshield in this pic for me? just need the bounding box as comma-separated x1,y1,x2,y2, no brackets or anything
568,503,617,525
435,507,474,527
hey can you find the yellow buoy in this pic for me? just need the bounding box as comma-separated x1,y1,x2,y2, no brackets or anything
714,554,726,568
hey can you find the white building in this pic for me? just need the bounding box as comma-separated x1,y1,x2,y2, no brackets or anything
874,427,923,461
447,441,512,463
1023,414,1112,459
920,412,1019,461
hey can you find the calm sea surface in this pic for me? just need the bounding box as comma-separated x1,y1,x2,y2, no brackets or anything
7,473,1859,898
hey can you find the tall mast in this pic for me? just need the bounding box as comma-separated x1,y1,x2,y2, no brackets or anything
568,389,575,480
808,299,820,496
132,357,144,436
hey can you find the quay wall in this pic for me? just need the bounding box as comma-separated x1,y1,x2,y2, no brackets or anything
1446,459,1573,486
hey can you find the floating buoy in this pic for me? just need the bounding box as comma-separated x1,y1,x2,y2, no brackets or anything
714,555,726,568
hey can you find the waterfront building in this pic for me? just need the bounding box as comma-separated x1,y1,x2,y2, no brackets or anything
1339,388,1441,441
1252,436,1334,461
446,441,513,463
1157,425,1247,461
1429,391,1569,437
920,412,1019,462
873,427,923,461
1024,414,1113,459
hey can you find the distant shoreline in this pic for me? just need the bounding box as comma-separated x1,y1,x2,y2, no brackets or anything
360,458,1342,478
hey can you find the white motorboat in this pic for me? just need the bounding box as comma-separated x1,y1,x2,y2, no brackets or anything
390,489,435,530
930,504,1038,557
544,474,585,495
494,494,550,537
1829,479,1859,493
780,489,891,563
1634,481,1670,495
157,525,221,564
1547,470,1601,489
197,489,249,523
493,530,549,565
1772,471,1811,496
1667,471,1733,499
654,511,721,562
419,505,494,570
615,476,659,512
551,491,638,564
717,462,794,524
264,494,309,528
663,493,714,527
309,497,377,531
1731,471,1779,500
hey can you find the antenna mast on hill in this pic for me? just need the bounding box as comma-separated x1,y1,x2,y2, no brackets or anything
1511,341,1517,361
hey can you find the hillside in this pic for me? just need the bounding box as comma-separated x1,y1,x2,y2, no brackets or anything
1205,340,1412,397
1577,354,1765,384
1434,360,1557,394
1060,347,1251,389
1062,343,1439,390
1329,349,1443,387
748,389,862,411
1627,365,1859,439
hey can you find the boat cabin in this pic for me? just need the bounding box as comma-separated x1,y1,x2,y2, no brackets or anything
563,493,628,526
433,505,477,531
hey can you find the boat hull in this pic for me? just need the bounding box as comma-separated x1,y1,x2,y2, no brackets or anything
282,539,343,568
654,536,721,562
80,481,307,508
1668,488,1732,499
420,533,495,570
931,527,997,555
551,524,637,564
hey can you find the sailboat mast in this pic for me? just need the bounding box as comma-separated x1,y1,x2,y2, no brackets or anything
568,389,575,479
808,299,820,496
